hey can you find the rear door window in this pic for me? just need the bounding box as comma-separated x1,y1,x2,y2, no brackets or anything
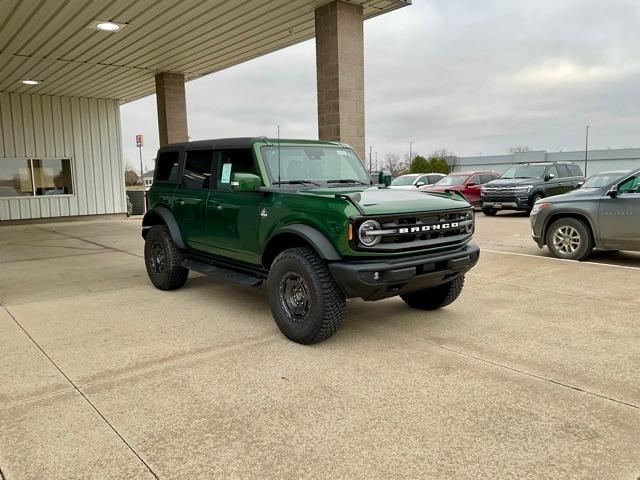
557,164,571,177
155,151,181,183
568,164,583,176
183,150,214,189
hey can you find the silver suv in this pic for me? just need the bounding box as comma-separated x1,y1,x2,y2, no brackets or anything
530,168,640,260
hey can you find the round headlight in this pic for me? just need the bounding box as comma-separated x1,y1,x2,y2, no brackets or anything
358,219,381,247
465,209,474,234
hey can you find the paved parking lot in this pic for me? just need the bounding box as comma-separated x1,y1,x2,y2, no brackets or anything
1,215,639,479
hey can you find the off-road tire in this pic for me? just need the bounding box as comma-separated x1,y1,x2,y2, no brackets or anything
401,275,465,310
144,224,189,290
267,247,346,344
482,207,497,216
545,217,593,261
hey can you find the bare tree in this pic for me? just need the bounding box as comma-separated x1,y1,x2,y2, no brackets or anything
507,146,531,154
384,153,407,177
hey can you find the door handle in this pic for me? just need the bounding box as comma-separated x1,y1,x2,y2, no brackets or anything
208,200,223,211
177,199,185,206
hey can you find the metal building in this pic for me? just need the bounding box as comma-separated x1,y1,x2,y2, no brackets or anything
453,148,640,176
0,0,409,222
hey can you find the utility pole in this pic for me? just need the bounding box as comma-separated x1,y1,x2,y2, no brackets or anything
369,145,373,173
409,141,414,164
584,125,590,177
375,152,379,171
136,134,146,214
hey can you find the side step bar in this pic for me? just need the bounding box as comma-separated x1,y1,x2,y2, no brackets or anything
182,259,263,286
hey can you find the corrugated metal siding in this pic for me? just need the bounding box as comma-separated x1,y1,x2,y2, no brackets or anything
0,92,126,221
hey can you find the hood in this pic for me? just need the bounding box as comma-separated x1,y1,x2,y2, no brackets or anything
301,186,469,215
421,185,463,192
389,185,420,190
544,187,604,203
486,177,541,186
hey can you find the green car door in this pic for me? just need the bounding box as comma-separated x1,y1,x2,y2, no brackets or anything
204,148,264,265
172,149,213,251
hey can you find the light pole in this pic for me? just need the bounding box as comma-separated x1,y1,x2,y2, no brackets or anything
584,125,590,177
409,141,414,164
369,145,373,173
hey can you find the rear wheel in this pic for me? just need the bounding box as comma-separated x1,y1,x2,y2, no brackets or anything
545,218,593,261
482,207,497,216
267,247,345,344
144,225,189,290
401,275,465,310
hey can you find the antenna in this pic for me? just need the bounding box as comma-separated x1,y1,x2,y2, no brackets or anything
277,124,281,188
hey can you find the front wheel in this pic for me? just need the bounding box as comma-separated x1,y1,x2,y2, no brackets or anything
144,225,189,290
482,207,497,216
401,275,465,310
545,218,593,260
267,247,346,344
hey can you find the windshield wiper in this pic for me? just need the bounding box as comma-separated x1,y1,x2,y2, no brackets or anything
326,179,370,185
272,180,320,186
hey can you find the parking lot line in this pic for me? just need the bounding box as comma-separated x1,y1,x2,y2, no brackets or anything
482,249,640,270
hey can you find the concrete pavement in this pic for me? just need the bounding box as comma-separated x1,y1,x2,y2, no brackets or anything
1,216,639,479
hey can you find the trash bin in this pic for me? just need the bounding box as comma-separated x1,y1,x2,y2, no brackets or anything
126,189,146,215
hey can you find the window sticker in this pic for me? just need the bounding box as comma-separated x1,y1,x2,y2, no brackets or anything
336,150,349,156
221,163,232,183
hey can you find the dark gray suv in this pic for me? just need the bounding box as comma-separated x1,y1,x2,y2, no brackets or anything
530,169,640,260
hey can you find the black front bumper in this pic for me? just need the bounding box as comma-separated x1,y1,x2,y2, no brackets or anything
328,244,480,301
481,195,531,211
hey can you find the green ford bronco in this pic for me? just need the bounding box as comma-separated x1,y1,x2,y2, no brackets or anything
142,138,479,344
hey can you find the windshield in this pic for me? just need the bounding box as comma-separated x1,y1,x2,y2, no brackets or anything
582,172,628,188
261,146,371,185
435,175,467,186
501,165,547,179
391,175,419,186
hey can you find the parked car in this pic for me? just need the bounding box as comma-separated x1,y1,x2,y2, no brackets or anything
531,168,639,260
420,171,499,206
481,162,584,215
390,173,445,190
142,138,478,344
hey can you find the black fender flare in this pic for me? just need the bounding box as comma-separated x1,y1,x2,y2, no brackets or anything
265,224,341,262
142,206,186,249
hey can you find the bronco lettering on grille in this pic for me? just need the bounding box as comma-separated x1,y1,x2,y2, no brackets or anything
397,222,459,234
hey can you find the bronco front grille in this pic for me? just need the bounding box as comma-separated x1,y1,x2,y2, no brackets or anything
351,209,473,252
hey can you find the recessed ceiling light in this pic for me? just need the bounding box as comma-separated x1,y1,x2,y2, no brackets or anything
97,21,120,31
87,20,128,32
22,79,40,85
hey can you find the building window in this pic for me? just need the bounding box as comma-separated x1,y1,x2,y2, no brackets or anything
0,158,73,198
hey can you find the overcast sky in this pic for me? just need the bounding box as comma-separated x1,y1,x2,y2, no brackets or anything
121,0,640,172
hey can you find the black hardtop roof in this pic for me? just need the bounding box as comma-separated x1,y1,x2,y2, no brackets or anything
157,137,344,152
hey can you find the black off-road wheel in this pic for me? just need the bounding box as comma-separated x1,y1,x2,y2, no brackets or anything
545,217,593,261
482,207,497,216
144,225,189,290
267,247,346,345
401,275,465,310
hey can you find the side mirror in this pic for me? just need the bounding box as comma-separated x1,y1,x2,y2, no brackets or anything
606,186,618,198
576,181,584,188
378,170,392,187
544,173,555,182
415,182,425,187
467,182,477,187
231,173,262,192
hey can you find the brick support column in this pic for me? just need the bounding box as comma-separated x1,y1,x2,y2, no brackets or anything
155,72,188,146
315,0,365,161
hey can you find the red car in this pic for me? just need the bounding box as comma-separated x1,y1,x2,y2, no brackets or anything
420,170,500,206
